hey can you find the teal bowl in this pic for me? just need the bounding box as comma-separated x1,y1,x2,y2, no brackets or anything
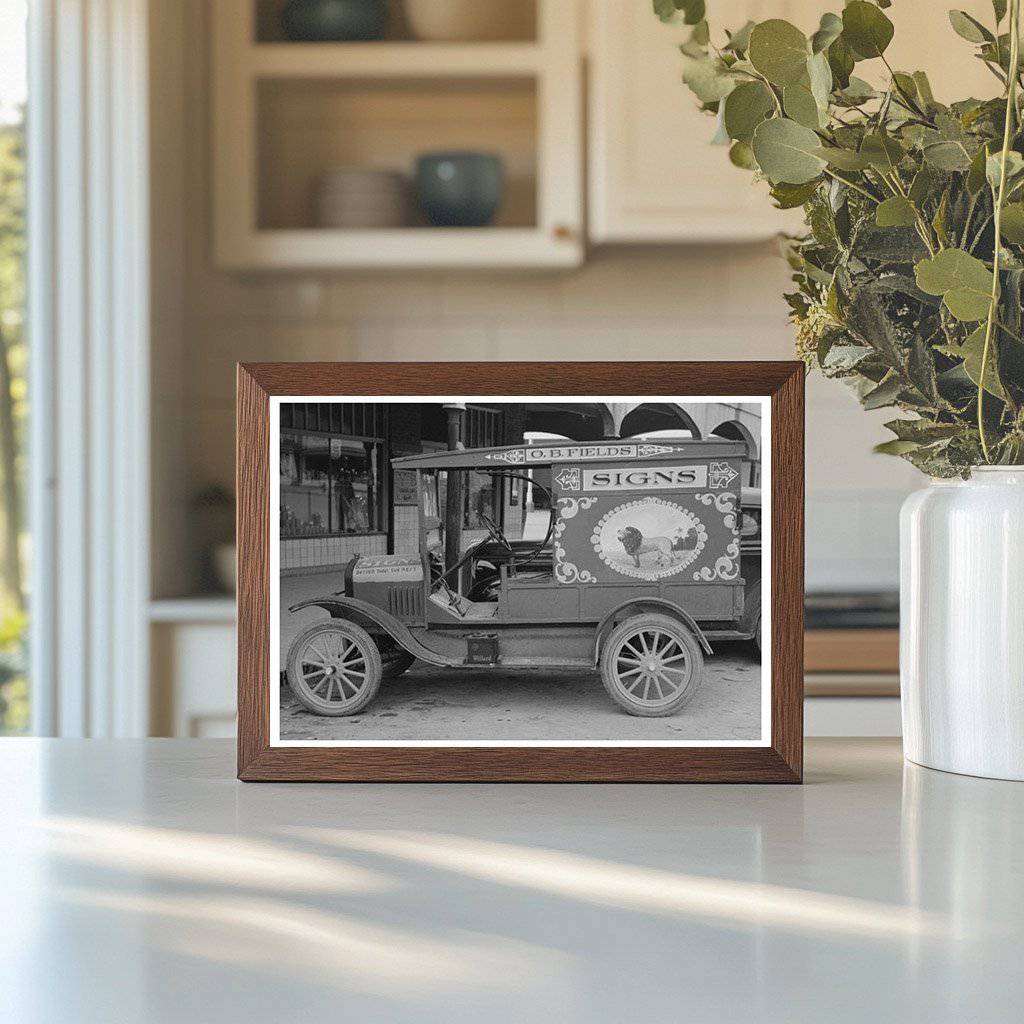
415,152,505,228
281,0,387,42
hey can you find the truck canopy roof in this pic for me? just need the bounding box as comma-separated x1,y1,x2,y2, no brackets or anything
392,438,746,471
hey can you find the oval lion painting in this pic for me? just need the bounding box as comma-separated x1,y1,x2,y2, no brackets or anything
592,497,708,581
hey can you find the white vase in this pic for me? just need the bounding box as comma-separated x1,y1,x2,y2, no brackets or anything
900,467,1024,780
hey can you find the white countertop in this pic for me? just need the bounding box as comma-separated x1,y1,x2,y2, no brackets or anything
1,738,1021,1023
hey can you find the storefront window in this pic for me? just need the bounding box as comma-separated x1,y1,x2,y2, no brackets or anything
465,470,498,530
280,430,385,537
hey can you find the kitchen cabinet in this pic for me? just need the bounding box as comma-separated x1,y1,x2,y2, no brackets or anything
587,1,812,243
211,0,583,269
587,0,999,244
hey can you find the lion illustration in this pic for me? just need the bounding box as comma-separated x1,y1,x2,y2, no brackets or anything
617,525,698,568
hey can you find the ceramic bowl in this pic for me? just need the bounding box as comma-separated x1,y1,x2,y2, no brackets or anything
403,0,534,42
415,152,504,227
315,168,409,228
281,0,388,42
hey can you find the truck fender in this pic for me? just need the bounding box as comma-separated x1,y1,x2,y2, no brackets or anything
593,597,713,665
287,596,451,667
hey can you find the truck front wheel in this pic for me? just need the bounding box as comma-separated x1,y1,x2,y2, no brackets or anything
287,619,382,716
600,614,704,717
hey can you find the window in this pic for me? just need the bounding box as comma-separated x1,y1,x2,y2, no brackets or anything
279,418,387,538
465,470,498,530
0,2,27,735
463,406,500,530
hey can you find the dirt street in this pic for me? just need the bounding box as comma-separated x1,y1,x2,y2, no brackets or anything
279,645,763,743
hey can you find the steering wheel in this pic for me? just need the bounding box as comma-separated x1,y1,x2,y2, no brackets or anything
478,512,512,552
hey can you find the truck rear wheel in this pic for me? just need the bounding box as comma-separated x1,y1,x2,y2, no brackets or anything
287,620,382,716
600,614,703,717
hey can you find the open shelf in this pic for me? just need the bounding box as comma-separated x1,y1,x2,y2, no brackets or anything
257,76,537,232
249,42,544,77
213,0,582,268
254,0,538,45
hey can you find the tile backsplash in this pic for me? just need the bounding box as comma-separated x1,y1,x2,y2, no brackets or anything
165,246,917,595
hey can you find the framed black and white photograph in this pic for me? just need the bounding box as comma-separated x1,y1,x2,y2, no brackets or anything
238,362,804,781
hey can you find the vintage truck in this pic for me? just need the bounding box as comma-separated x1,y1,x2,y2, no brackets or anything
285,438,759,718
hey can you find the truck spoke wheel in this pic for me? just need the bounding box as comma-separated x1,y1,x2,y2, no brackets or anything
287,620,383,717
600,614,704,717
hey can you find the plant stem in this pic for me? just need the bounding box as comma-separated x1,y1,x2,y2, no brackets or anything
821,167,879,203
979,0,1021,462
880,54,930,120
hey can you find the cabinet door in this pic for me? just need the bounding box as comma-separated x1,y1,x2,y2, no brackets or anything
588,1,815,243
588,1,1003,245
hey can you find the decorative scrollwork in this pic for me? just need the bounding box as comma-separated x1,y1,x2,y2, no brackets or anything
554,497,598,583
692,539,741,581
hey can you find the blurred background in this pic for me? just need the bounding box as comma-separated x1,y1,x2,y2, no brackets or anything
1,0,999,740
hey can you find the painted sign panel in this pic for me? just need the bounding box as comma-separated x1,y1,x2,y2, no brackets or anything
550,458,743,585
557,462,739,492
353,555,424,583
392,469,419,506
485,443,683,465
583,464,708,491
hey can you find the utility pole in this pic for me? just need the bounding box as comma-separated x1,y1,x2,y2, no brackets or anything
442,403,465,575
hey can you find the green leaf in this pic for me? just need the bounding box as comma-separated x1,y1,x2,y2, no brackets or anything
807,51,833,110
875,196,918,228
923,141,973,171
783,83,822,128
932,190,950,246
915,249,994,321
908,335,941,403
724,20,755,53
1000,202,1024,242
967,143,993,193
723,81,775,143
892,72,919,102
654,0,705,25
874,439,921,455
681,0,705,25
728,140,758,169
909,165,936,205
752,117,827,184
770,179,820,209
842,1,894,60
810,12,843,54
856,226,929,263
748,19,810,87
653,0,676,23
959,324,1007,398
912,71,935,105
814,146,872,170
993,0,1008,24
862,374,902,409
948,10,993,44
689,20,710,46
884,418,963,443
827,35,855,89
860,133,905,172
836,75,877,105
681,55,736,103
986,150,1024,190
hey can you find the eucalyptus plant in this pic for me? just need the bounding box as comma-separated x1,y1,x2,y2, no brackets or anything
659,0,1024,474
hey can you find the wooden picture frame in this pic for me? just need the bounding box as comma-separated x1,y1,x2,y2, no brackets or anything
238,362,804,782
